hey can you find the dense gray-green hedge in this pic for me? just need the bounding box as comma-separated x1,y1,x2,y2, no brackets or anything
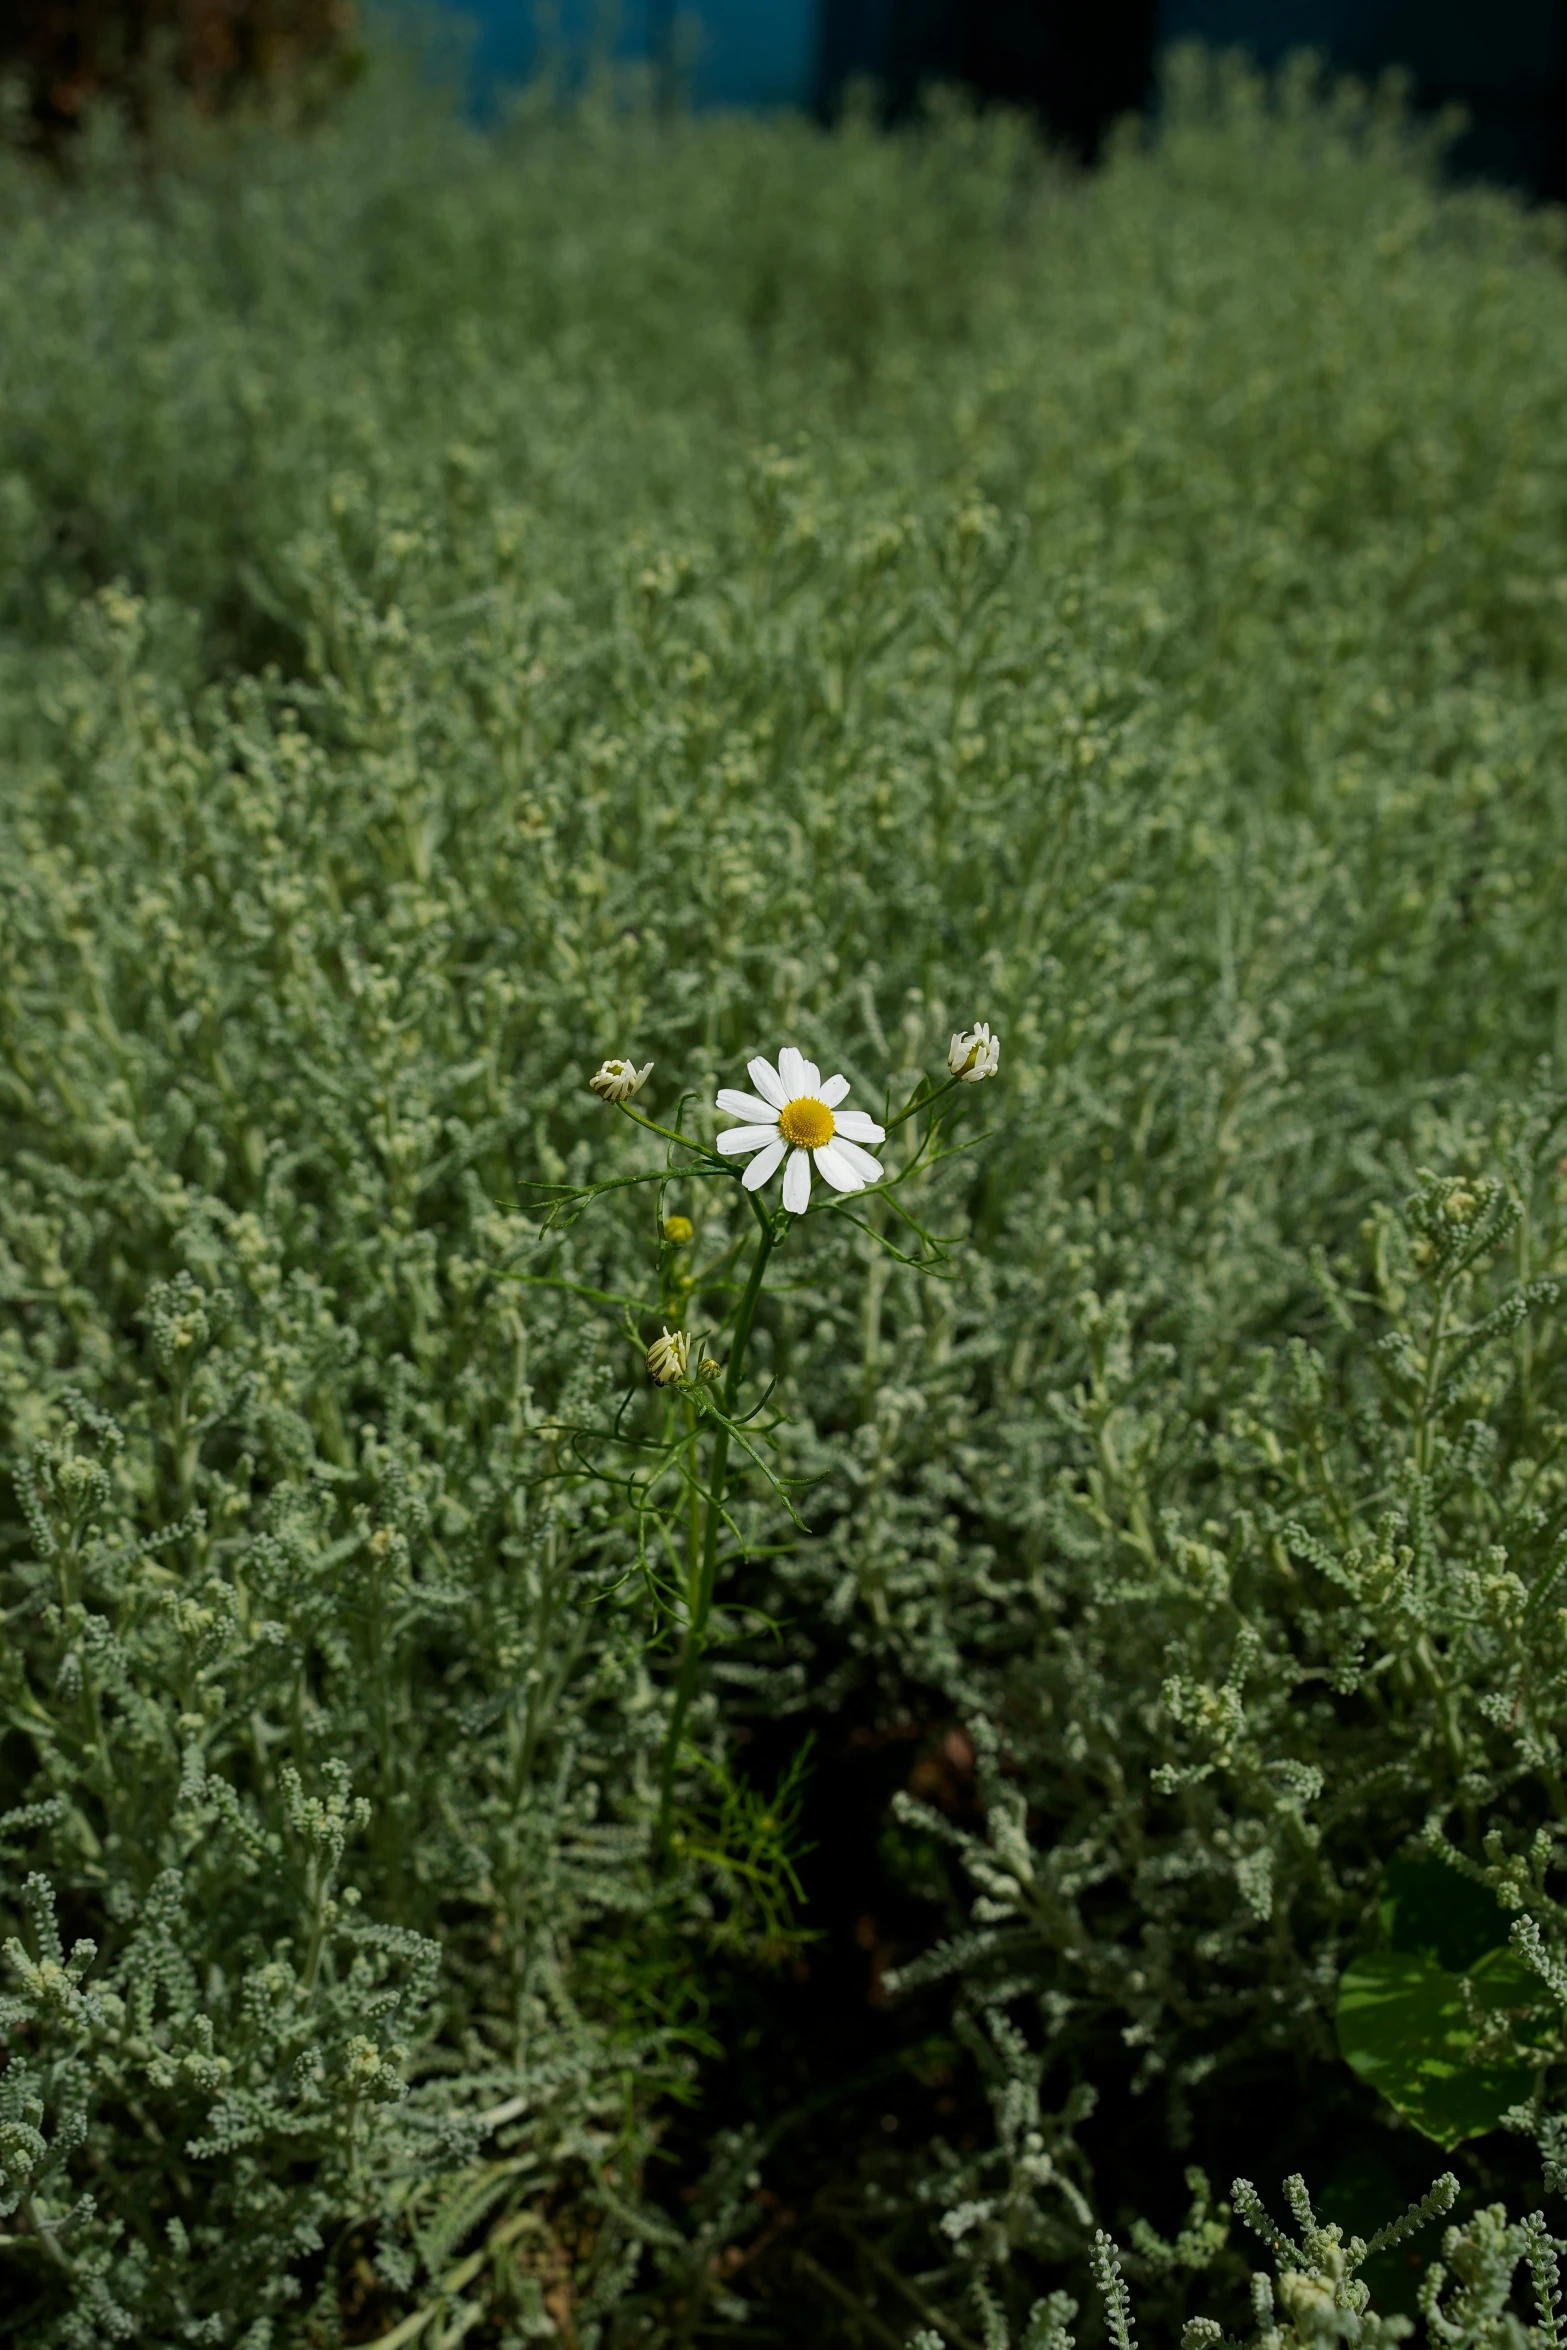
5,46,1567,2349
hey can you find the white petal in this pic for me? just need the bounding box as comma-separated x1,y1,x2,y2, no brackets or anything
782,1148,812,1214
833,1109,885,1144
777,1047,808,1096
748,1057,787,1110
740,1136,787,1191
717,1123,780,1158
814,1139,865,1194
798,1058,821,1094
716,1087,779,1122
833,1136,884,1184
819,1073,850,1108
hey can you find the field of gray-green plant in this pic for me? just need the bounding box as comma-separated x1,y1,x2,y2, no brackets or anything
6,44,1567,2350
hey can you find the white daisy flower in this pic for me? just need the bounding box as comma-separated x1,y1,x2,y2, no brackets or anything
715,1047,885,1216
590,1056,653,1104
646,1327,690,1385
948,1023,1000,1083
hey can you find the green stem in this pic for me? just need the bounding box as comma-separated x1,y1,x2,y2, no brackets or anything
656,1212,777,1861
1415,1278,1451,1479
301,1858,331,1996
884,1071,961,1135
21,2195,75,2277
617,1102,724,1161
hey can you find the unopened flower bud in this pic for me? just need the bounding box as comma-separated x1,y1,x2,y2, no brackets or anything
948,1022,1000,1083
590,1057,653,1104
698,1356,722,1383
662,1214,694,1245
646,1327,690,1385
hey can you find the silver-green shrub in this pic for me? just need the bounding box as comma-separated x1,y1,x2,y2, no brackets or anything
6,40,1567,2346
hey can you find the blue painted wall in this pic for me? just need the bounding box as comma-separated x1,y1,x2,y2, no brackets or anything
432,0,1565,196
458,1,819,110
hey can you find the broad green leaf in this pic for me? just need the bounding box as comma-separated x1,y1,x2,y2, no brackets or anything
1377,1854,1512,1974
1335,1946,1539,2148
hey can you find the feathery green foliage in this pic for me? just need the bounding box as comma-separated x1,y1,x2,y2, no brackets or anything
6,40,1567,2347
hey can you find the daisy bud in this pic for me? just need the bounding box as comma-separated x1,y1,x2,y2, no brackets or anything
698,1356,722,1383
662,1214,694,1245
590,1057,653,1104
646,1327,690,1385
948,1023,1000,1084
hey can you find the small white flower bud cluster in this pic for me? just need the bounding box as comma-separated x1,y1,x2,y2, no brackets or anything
589,1057,653,1104
948,1022,1000,1083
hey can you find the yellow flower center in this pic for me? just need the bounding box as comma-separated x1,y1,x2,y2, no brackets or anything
778,1096,835,1150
